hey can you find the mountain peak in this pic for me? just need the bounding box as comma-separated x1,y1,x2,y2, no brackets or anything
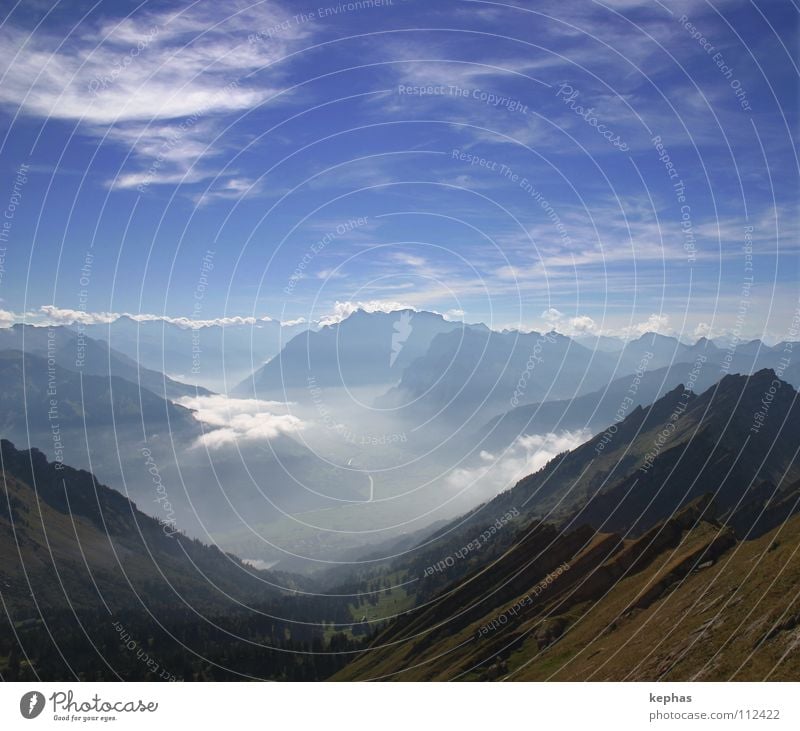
634,331,677,343
335,307,430,326
717,367,778,388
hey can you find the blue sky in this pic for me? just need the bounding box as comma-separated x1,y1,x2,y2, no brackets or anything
0,0,797,342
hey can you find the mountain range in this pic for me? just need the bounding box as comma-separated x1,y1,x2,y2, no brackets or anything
81,315,309,392
234,309,466,399
3,310,797,561
0,323,209,400
0,351,800,680
333,370,800,680
377,327,798,425
227,308,797,430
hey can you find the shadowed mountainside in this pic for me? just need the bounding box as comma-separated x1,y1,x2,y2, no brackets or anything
0,323,210,400
0,438,283,614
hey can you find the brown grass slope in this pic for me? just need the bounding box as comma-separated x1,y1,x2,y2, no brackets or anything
335,497,800,680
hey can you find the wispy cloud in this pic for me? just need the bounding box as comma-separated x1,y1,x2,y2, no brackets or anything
0,2,304,189
193,176,264,206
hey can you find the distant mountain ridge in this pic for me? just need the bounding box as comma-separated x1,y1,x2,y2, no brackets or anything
0,349,198,435
234,309,467,398
476,352,798,451
471,368,800,537
81,315,309,392
376,323,797,424
377,326,623,421
219,307,797,421
0,323,208,400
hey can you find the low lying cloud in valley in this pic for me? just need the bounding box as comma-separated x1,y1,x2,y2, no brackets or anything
446,429,592,501
178,394,305,448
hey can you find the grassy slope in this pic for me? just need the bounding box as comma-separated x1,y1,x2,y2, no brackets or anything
334,505,800,681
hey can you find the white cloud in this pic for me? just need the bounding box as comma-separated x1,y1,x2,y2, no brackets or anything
540,307,598,336
39,305,120,325
0,6,294,123
0,3,305,189
127,313,269,328
569,313,676,341
445,429,591,502
178,394,304,448
628,313,674,338
391,252,428,269
193,177,264,206
11,306,296,329
315,268,346,281
0,310,17,327
569,315,597,334
444,308,466,321
693,322,712,339
541,307,564,329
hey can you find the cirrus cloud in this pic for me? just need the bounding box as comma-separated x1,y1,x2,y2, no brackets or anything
0,2,304,190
